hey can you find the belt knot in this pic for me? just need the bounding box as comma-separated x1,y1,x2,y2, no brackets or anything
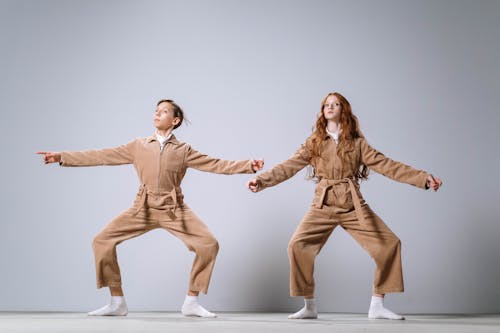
132,184,179,219
316,178,367,226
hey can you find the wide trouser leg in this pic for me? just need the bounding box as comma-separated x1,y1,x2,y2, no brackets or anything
288,207,337,297
341,205,404,294
92,210,154,288
159,205,219,294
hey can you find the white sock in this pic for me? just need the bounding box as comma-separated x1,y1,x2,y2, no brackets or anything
368,296,404,320
288,298,318,319
88,296,128,316
181,295,217,318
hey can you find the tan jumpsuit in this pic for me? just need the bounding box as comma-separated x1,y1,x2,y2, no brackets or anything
60,134,255,294
256,135,428,296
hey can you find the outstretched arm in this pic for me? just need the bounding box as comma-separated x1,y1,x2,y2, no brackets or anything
36,140,137,167
185,145,263,174
360,138,442,190
248,140,312,192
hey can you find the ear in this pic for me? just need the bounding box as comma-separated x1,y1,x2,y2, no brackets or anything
172,117,181,126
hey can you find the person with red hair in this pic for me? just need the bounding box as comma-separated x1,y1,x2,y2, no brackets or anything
248,92,442,320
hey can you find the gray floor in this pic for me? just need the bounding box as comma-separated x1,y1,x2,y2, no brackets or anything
0,312,499,333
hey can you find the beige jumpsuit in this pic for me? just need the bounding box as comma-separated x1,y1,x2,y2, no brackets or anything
256,135,428,296
60,134,255,294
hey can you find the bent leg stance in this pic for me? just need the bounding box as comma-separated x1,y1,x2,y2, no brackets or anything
288,204,403,297
159,205,219,294
92,209,155,288
92,204,219,295
341,205,404,294
288,207,337,297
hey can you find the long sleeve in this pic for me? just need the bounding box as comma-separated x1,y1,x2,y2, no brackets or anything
60,140,137,167
185,145,255,174
360,138,428,189
256,141,312,191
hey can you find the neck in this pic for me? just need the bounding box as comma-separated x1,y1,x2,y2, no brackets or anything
156,128,173,137
326,120,340,133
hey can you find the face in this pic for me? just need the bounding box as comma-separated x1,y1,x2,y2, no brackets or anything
323,95,342,121
153,102,180,131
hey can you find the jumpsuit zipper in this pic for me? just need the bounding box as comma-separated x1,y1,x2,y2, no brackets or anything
158,143,165,193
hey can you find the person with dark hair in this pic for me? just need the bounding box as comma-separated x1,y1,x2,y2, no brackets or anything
37,99,264,317
247,92,442,320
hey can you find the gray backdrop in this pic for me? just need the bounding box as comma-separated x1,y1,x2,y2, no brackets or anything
1,0,499,314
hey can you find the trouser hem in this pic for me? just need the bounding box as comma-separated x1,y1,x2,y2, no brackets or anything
97,281,122,289
290,289,315,297
189,285,209,295
373,287,404,294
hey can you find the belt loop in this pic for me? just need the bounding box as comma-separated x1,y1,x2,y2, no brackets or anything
132,184,147,216
168,187,178,218
316,179,332,209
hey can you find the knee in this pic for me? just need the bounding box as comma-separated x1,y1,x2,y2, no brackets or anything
92,234,102,250
92,233,113,252
209,239,219,255
380,237,401,258
288,238,302,257
391,237,402,249
196,237,219,257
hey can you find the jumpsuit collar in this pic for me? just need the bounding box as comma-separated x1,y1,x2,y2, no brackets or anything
146,133,180,145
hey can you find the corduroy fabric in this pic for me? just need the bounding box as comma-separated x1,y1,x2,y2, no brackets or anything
256,135,428,296
60,134,254,293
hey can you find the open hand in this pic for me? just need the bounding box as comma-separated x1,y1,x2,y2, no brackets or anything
247,178,260,192
36,151,61,164
251,159,264,172
426,174,443,192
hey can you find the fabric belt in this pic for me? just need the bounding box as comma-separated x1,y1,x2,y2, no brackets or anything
132,184,179,219
316,178,366,226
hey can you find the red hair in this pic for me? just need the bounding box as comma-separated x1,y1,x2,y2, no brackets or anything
309,92,369,181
